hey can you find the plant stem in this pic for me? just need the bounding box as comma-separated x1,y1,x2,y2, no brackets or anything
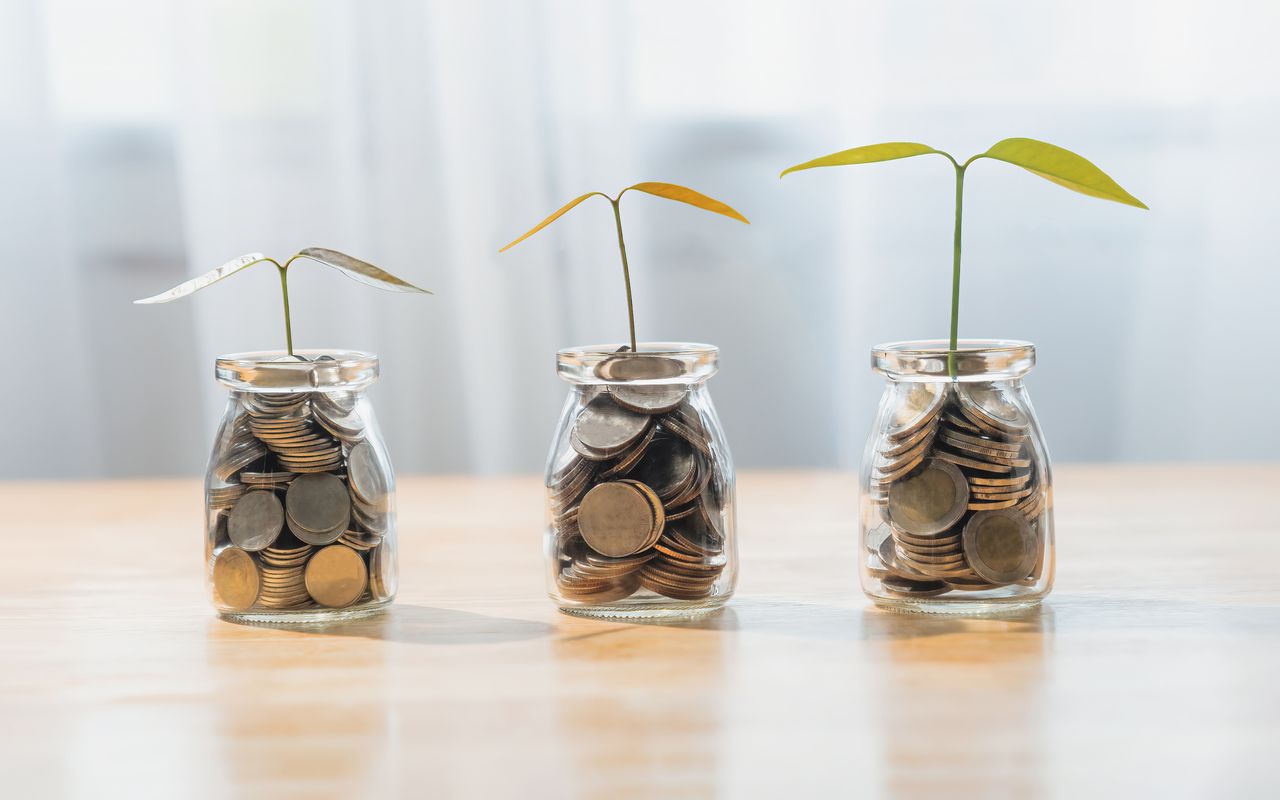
277,264,294,356
610,198,638,352
948,163,966,379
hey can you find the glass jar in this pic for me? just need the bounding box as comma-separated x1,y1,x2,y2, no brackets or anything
206,350,398,622
860,340,1054,612
545,343,737,618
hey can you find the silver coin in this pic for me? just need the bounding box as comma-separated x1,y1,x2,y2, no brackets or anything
886,458,969,536
609,384,688,415
885,382,946,441
962,508,1037,585
285,473,351,543
595,354,684,381
227,490,284,552
630,435,697,500
574,395,650,453
957,383,1029,432
881,576,949,598
347,441,389,510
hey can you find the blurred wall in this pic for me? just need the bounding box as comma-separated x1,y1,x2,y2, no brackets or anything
2,0,1276,478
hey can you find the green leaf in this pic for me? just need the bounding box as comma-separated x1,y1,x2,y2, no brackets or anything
621,182,749,223
500,192,609,252
979,138,1148,209
780,142,943,178
133,252,275,304
293,247,431,293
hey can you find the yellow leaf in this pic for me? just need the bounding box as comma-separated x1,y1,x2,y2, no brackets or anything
500,192,609,252
979,138,1148,209
780,142,942,178
622,182,749,223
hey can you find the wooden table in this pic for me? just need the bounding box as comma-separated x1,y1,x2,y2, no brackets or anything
2,466,1277,798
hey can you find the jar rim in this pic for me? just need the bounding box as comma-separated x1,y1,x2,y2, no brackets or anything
873,339,1033,357
556,342,718,359
215,349,379,391
556,342,719,384
871,339,1035,381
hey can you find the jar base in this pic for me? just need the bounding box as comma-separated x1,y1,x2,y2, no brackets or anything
558,595,730,620
869,595,1044,616
218,599,392,625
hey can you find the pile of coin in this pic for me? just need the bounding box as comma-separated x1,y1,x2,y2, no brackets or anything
548,383,729,605
208,389,395,613
865,381,1049,598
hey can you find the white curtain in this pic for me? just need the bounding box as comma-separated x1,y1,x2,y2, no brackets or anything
4,0,1277,478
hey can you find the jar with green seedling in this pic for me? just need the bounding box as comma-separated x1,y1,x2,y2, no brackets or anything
502,183,747,617
782,139,1146,612
136,248,429,621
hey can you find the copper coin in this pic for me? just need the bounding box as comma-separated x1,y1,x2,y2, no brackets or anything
578,481,659,558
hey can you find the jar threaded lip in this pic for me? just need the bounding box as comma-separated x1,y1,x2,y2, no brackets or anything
556,342,719,384
215,349,379,391
872,339,1035,381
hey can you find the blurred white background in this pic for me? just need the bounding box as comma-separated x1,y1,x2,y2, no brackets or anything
3,0,1276,479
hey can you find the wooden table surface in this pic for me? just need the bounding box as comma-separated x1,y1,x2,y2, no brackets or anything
2,465,1278,799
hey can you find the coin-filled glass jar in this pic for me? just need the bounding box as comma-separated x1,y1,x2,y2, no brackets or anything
546,343,737,618
860,340,1054,612
206,350,397,622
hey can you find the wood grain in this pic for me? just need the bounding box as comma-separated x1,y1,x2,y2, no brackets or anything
1,466,1278,798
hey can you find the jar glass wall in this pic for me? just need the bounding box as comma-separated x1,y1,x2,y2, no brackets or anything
206,350,397,622
860,340,1054,613
545,343,737,618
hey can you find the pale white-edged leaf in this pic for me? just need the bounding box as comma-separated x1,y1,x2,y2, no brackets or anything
133,253,273,304
293,248,431,293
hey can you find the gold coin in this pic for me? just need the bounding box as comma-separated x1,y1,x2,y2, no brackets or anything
212,547,261,611
304,545,369,608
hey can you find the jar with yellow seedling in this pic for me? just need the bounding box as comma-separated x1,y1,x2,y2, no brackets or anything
503,183,747,617
782,138,1147,611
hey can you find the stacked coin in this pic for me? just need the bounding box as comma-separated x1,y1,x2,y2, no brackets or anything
548,385,729,605
866,381,1048,598
208,387,395,613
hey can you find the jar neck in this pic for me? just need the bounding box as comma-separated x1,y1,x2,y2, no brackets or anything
872,340,1035,382
215,350,379,392
557,342,719,385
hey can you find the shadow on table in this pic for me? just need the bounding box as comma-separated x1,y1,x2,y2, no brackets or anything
220,603,554,646
597,607,742,632
860,603,1055,642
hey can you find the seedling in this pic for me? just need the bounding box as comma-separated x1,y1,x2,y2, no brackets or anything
501,183,749,352
135,248,429,355
781,138,1146,376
